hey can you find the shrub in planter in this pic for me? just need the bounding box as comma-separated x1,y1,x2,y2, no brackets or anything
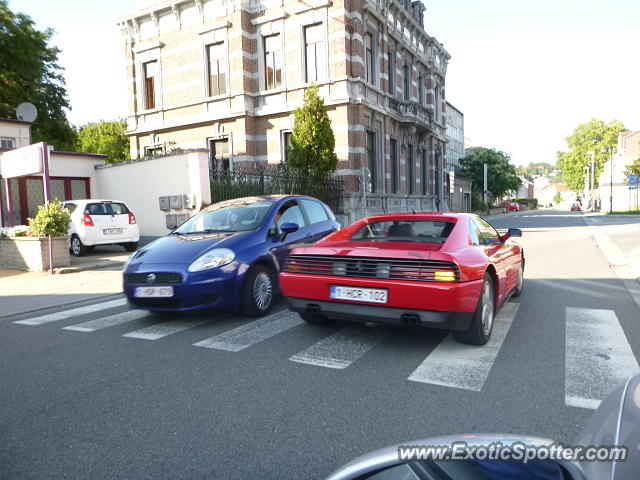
27,199,71,237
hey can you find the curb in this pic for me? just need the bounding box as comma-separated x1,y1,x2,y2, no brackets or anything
56,259,126,274
1,293,125,320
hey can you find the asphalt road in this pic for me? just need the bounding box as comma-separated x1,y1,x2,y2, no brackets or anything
1,209,639,479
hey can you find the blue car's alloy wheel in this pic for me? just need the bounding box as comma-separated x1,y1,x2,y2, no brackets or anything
242,265,275,317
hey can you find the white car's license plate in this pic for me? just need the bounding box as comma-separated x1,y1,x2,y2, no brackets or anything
330,285,388,304
134,286,174,298
103,228,123,235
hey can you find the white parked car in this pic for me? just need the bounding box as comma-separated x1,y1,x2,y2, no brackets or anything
62,199,140,257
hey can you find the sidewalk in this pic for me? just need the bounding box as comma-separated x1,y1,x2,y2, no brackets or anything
583,212,640,310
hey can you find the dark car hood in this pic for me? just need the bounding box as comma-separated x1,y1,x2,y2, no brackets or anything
128,231,255,266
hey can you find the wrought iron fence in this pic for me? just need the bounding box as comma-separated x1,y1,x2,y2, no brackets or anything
210,165,344,213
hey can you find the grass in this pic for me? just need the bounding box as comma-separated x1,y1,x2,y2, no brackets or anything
608,210,640,215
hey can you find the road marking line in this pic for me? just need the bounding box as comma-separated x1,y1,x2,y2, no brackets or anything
194,310,302,352
407,302,520,391
63,310,149,332
565,307,639,409
14,299,128,326
289,326,392,369
124,319,210,340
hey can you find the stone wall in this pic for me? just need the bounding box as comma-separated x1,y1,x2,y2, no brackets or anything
0,236,70,271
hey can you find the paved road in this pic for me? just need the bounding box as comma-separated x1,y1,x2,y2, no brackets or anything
1,210,639,479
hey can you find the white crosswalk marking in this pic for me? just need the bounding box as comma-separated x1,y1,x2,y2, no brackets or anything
124,319,210,340
14,299,128,326
407,302,520,390
289,326,392,369
565,307,640,409
63,310,149,332
194,310,303,352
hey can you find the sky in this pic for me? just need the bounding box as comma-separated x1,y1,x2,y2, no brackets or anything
9,0,640,166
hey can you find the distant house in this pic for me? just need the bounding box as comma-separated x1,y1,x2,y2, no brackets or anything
0,119,106,226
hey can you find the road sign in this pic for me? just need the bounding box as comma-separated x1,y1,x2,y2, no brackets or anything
629,174,639,186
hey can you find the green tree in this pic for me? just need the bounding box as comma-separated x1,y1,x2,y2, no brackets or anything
553,192,562,204
0,1,76,150
287,85,338,176
517,162,556,182
458,148,521,199
27,199,71,237
556,118,625,192
76,119,128,163
624,157,640,176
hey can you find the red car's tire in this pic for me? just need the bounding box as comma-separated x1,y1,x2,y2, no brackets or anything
453,273,495,345
512,262,524,297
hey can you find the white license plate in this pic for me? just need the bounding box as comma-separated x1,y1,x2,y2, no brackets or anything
103,228,123,235
134,286,174,298
330,285,388,304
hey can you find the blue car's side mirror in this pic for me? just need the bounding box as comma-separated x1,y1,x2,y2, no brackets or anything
279,222,299,241
507,228,522,237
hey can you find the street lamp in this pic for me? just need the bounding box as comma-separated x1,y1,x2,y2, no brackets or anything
603,146,614,214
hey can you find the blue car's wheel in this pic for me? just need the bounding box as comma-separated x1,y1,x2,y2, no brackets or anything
242,265,275,317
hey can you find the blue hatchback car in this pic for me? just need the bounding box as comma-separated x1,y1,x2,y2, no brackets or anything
123,195,340,316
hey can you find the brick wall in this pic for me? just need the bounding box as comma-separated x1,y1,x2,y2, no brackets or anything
0,237,70,271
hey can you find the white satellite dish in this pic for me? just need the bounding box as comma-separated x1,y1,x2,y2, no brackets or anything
16,102,38,123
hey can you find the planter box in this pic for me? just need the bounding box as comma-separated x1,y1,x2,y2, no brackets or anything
0,236,70,272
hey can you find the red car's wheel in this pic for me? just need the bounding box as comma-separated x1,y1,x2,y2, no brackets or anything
454,273,495,345
512,262,524,297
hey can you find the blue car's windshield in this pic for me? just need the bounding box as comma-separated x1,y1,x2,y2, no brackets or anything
173,199,274,234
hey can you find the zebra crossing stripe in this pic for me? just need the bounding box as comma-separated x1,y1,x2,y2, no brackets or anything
565,307,639,409
14,299,128,326
124,319,210,340
63,310,149,332
194,310,303,352
407,302,520,391
289,325,392,369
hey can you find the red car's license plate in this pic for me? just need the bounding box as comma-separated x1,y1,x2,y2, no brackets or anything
330,285,388,304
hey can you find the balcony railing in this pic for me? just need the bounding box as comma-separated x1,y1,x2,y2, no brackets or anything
388,98,433,125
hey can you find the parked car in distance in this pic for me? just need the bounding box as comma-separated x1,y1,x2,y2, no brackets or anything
499,200,520,211
280,212,524,345
123,195,340,316
571,203,582,211
62,199,140,257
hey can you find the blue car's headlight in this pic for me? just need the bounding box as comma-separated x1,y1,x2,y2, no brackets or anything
188,248,235,272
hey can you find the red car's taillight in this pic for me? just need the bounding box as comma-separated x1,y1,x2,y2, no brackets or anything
129,212,137,224
81,214,94,227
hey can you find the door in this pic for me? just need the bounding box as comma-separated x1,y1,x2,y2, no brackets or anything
299,198,337,243
472,216,516,303
269,200,309,272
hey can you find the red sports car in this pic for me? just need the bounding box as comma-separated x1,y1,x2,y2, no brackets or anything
279,213,524,345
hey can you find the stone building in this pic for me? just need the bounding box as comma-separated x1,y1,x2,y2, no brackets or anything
117,0,451,223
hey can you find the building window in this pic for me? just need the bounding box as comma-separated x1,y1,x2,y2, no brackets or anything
304,24,325,83
390,138,398,194
0,137,16,149
264,34,282,90
388,50,395,94
366,131,376,193
210,137,230,172
144,144,164,157
407,144,415,194
435,85,442,122
281,130,292,163
207,42,227,96
365,33,374,84
143,60,158,110
403,63,411,101
421,148,428,195
418,74,424,104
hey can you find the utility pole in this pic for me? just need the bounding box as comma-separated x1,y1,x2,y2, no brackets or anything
483,160,488,207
